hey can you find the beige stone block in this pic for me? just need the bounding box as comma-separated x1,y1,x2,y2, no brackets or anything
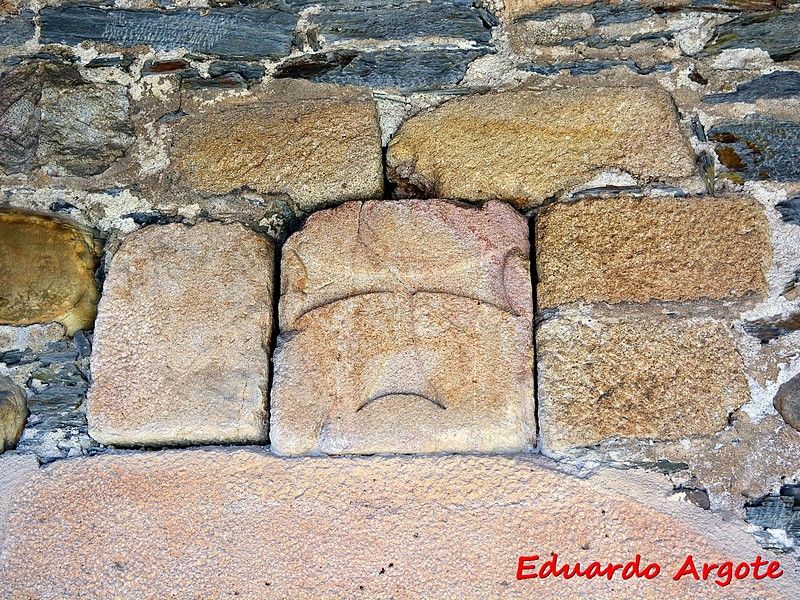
0,210,100,334
88,222,274,447
272,199,535,455
0,376,27,452
170,80,383,212
0,450,795,599
536,197,771,308
386,87,695,210
537,315,750,454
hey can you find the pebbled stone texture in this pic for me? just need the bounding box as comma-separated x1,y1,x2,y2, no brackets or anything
39,6,297,60
537,315,750,454
87,222,274,447
536,197,771,308
708,117,800,182
271,200,535,455
774,373,800,431
170,80,383,212
386,87,695,209
702,11,800,62
0,376,27,452
0,210,100,335
0,449,795,599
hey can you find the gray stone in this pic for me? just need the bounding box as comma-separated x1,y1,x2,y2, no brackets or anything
37,82,135,176
39,6,297,61
702,11,800,62
0,63,41,174
774,373,800,431
307,1,493,45
743,312,800,343
709,117,800,182
703,71,800,103
0,376,27,452
520,59,671,75
776,196,800,225
276,48,488,91
0,10,34,47
514,2,653,26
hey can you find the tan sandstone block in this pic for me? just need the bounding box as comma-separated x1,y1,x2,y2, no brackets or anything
271,199,535,455
171,80,383,212
0,376,27,453
88,222,274,447
386,87,695,209
537,315,750,454
0,210,100,334
536,197,771,308
0,450,795,599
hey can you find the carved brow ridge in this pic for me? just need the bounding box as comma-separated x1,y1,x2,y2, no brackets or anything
356,392,447,413
292,289,520,323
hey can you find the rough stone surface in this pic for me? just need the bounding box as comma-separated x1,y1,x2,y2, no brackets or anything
0,63,45,175
536,197,771,308
0,450,796,599
170,81,383,212
709,117,800,182
271,200,535,455
0,9,34,46
386,87,695,209
37,82,135,177
0,454,37,549
87,222,274,447
0,210,100,335
774,373,800,431
537,315,750,454
0,376,27,452
702,11,800,61
39,6,297,60
703,70,800,103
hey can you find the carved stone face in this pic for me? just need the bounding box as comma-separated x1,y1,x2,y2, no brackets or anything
270,199,535,455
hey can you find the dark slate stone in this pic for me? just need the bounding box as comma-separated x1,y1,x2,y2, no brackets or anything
0,63,42,174
520,59,671,76
515,1,653,25
275,47,487,91
776,196,800,225
0,10,35,47
308,1,492,45
774,373,800,431
702,11,800,62
745,496,792,529
743,312,800,343
86,55,135,68
708,117,800,181
39,6,297,60
703,71,800,104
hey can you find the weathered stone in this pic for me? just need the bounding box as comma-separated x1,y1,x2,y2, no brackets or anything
1,449,796,598
0,454,37,550
307,0,492,44
276,48,488,91
536,197,770,308
386,87,695,209
702,11,800,62
703,70,800,104
743,312,800,343
709,117,800,182
39,6,297,60
170,81,383,212
0,210,100,335
87,222,274,447
0,9,34,46
0,376,27,452
37,82,135,176
537,316,750,454
774,373,800,431
520,59,672,75
776,195,800,225
0,63,42,174
271,200,535,455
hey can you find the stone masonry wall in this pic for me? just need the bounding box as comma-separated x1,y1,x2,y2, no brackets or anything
1,0,800,597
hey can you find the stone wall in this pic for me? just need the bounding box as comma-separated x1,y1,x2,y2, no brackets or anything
1,0,799,597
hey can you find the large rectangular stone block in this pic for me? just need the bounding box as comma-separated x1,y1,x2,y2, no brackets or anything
271,199,535,455
386,87,696,209
537,315,750,455
87,222,274,447
536,197,770,308
1,450,795,598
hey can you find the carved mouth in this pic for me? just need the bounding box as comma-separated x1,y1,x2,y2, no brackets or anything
356,392,447,413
